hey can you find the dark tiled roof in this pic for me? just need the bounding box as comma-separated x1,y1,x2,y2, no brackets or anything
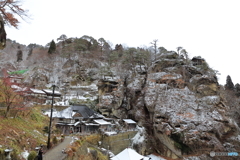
71,105,96,118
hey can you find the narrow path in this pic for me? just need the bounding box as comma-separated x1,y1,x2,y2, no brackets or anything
43,136,73,160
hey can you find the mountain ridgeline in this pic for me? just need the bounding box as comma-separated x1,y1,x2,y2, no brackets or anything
1,36,240,159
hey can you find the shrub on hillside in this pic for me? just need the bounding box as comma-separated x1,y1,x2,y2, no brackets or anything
0,149,5,159
27,151,37,160
85,134,101,145
52,136,58,145
43,126,49,133
75,140,81,147
11,149,19,160
70,146,77,152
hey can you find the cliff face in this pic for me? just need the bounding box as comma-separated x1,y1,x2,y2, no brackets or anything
1,41,240,159
97,52,240,159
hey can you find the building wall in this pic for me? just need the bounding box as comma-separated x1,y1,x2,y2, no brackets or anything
100,131,138,155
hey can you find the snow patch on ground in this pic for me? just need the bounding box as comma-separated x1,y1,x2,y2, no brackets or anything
199,95,220,105
183,157,201,160
128,78,141,89
231,135,240,141
55,101,69,106
145,154,166,160
21,150,29,160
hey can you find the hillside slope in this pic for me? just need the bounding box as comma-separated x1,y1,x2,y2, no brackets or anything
1,38,240,159
0,107,49,159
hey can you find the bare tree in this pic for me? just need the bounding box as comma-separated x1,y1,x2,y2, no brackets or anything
0,0,29,49
0,0,29,28
0,77,27,118
57,34,67,48
0,14,6,49
180,49,188,59
98,37,110,57
57,34,67,42
176,46,183,55
16,45,22,62
176,47,189,64
150,39,158,61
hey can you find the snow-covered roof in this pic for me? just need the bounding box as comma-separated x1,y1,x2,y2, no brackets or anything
30,88,45,94
8,75,23,79
11,85,22,89
44,107,76,119
104,118,114,120
111,148,148,160
11,85,28,92
105,131,117,136
89,113,105,119
42,89,61,95
123,119,136,124
94,119,111,125
85,123,100,126
44,105,104,119
44,110,59,118
74,121,80,126
58,107,76,118
70,83,98,90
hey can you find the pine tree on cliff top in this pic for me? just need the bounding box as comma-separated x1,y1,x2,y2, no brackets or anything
225,75,234,90
235,83,240,97
48,40,56,54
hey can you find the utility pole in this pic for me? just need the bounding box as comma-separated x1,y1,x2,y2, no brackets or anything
47,85,55,149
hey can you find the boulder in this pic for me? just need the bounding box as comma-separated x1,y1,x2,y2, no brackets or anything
151,59,184,73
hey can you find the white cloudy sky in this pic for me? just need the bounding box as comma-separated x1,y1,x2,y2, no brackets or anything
6,0,240,85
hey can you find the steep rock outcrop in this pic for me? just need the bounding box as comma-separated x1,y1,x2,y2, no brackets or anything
189,75,219,97
2,40,239,159
97,78,125,118
97,51,240,159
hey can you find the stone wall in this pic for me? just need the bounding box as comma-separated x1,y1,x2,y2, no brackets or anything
100,131,138,155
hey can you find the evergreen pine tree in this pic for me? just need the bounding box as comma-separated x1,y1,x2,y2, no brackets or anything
48,40,56,54
225,75,234,90
235,83,240,97
16,46,23,62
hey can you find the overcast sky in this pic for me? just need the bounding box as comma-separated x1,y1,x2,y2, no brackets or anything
5,0,240,85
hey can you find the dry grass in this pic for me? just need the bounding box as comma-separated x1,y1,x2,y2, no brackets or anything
85,134,101,145
0,106,49,156
65,134,108,160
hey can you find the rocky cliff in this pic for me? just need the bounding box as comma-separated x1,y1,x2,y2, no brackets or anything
1,40,240,159
97,51,240,159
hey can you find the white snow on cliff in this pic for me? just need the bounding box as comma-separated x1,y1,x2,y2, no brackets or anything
132,126,145,145
146,154,166,160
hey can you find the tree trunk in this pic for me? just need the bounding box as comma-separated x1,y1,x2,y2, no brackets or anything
14,110,20,118
0,15,6,49
5,105,10,118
